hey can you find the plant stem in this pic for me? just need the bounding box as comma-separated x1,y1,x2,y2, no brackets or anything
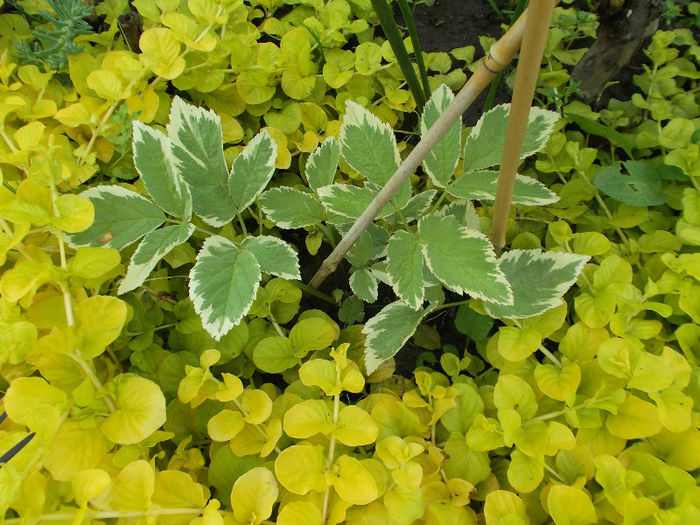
322,387,341,524
396,0,431,101
293,280,337,305
2,508,204,524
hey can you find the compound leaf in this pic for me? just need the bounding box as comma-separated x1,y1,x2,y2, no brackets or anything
339,101,400,186
463,104,559,172
386,231,425,310
119,223,194,294
189,235,261,340
240,236,300,280
418,214,512,305
349,268,378,303
305,136,339,191
448,170,559,206
167,96,234,226
68,186,164,250
421,84,461,187
228,129,277,211
132,120,192,219
363,301,430,373
317,184,394,222
483,249,589,319
259,187,324,228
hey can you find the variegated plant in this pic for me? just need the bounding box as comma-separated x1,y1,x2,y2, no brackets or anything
69,97,299,340
261,85,590,372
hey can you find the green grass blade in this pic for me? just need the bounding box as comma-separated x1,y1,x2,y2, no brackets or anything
370,0,427,109
396,0,431,102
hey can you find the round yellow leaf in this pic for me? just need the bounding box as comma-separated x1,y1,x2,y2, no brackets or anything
278,501,322,525
207,409,245,441
75,295,127,359
274,444,326,494
86,69,125,100
72,469,111,507
109,460,155,511
230,467,278,524
44,421,112,481
52,194,94,233
101,375,166,445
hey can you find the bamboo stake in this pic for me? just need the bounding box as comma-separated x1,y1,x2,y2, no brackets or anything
490,0,556,252
308,6,531,289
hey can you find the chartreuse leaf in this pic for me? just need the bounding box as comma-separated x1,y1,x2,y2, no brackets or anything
259,187,325,228
463,104,559,172
75,296,127,359
109,460,154,511
118,223,194,294
421,84,460,187
547,485,597,525
228,129,277,211
605,393,662,439
253,336,297,373
497,326,541,361
593,160,666,206
278,501,322,525
363,301,431,374
240,236,300,280
208,409,245,441
306,136,340,191
534,362,581,401
167,96,234,227
132,120,192,219
484,490,529,525
335,405,378,446
283,399,334,438
52,194,95,233
340,101,400,186
4,377,67,433
152,470,209,509
331,455,378,505
484,250,589,319
100,374,166,445
289,317,337,356
386,231,425,310
274,444,327,494
68,186,164,249
507,450,544,493
72,469,110,507
448,170,559,206
69,247,121,279
230,467,278,525
494,375,538,420
419,214,512,304
189,236,261,340
650,388,693,432
42,422,111,481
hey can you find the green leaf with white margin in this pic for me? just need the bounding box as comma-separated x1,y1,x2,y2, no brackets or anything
350,268,378,303
167,96,234,227
228,130,277,211
240,236,300,280
305,136,339,191
421,84,461,187
418,214,512,305
118,223,195,294
401,190,437,222
387,231,425,310
259,187,324,228
317,184,394,222
189,235,261,340
462,104,559,172
448,170,559,206
483,249,589,319
68,186,165,250
340,101,400,186
132,120,192,220
363,301,433,373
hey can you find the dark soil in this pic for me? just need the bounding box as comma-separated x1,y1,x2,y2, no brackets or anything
408,0,515,125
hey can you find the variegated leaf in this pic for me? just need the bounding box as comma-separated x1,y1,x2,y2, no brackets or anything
167,96,235,226
448,171,559,206
483,249,589,319
132,120,192,219
240,236,300,280
418,214,512,305
363,301,432,374
317,184,394,222
305,136,339,191
259,187,325,228
189,236,261,340
228,130,277,211
339,101,401,186
349,268,378,303
462,104,559,172
118,223,194,294
421,84,461,187
68,186,164,250
386,231,425,310
401,190,437,222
